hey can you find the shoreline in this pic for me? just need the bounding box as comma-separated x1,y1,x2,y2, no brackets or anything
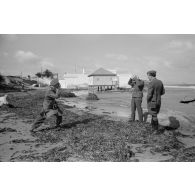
165,85,195,89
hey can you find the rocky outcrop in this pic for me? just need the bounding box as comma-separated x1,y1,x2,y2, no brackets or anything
86,93,99,100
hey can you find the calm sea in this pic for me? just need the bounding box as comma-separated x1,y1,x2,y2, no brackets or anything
65,87,195,132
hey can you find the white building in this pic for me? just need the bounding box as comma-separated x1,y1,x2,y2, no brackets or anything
59,69,89,89
88,68,119,91
59,67,132,89
118,74,132,88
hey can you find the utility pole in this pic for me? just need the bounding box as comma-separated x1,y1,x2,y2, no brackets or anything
41,66,43,78
82,67,85,74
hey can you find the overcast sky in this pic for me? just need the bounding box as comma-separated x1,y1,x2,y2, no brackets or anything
0,34,195,84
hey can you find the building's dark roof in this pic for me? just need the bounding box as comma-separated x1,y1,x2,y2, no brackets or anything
88,68,116,77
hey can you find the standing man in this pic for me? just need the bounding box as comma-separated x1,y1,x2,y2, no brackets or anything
147,70,165,131
128,75,144,122
30,78,63,132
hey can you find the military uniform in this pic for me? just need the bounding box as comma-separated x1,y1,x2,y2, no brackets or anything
128,77,144,122
147,75,165,130
31,79,63,131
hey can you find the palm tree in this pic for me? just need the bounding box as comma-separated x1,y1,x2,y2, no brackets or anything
42,69,54,78
35,72,42,78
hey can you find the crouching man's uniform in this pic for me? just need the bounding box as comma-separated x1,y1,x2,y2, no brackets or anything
147,70,165,130
31,79,63,132
128,76,144,122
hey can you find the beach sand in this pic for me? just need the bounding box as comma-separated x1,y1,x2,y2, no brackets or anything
0,89,195,162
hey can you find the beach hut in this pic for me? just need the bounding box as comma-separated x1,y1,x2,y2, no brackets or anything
88,68,119,91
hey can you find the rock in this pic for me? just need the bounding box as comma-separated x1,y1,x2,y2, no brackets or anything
165,116,180,130
168,117,180,129
60,91,76,98
86,93,99,100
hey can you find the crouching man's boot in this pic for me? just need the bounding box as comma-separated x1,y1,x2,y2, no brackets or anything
151,117,159,131
153,120,159,131
55,115,62,128
30,112,46,133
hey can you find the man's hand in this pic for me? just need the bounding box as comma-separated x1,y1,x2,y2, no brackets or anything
56,88,60,95
133,75,139,80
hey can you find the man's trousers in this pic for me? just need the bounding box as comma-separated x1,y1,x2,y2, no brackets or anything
130,97,143,122
148,104,161,130
31,108,63,130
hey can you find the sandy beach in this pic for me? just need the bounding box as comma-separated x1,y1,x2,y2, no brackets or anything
1,89,195,162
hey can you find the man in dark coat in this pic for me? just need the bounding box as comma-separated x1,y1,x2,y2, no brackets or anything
147,70,165,130
30,78,63,132
128,75,144,122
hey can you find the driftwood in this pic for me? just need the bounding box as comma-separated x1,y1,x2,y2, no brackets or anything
180,99,195,104
0,94,16,108
0,94,8,106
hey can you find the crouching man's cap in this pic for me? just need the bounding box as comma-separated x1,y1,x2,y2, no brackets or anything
147,70,156,77
50,78,59,86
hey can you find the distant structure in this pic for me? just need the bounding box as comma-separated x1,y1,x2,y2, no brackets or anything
59,67,132,89
59,68,88,89
88,68,119,91
118,74,133,88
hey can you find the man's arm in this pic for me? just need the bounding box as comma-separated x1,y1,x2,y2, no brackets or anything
47,89,60,99
147,82,154,102
135,78,144,88
128,78,134,87
161,83,165,95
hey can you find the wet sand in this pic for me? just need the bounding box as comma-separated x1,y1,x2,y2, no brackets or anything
0,89,195,162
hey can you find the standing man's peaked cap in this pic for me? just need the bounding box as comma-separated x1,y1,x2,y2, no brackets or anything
147,70,157,77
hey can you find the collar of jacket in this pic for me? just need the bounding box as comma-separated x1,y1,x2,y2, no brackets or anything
150,77,156,83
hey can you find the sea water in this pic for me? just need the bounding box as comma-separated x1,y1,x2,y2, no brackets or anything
63,87,195,133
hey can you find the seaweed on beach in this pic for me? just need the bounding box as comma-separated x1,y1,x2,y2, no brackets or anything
171,146,195,162
0,127,17,133
0,89,186,162
18,118,183,162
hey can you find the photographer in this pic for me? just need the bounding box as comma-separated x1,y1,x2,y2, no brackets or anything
128,75,144,122
30,78,63,132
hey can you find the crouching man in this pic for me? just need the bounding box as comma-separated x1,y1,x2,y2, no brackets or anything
30,78,63,132
128,75,144,122
147,70,165,131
